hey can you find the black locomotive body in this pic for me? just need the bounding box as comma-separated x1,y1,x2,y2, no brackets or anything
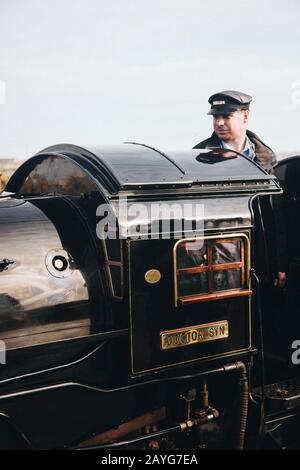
0,143,299,449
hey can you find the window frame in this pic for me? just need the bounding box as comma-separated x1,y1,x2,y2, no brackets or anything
173,233,251,307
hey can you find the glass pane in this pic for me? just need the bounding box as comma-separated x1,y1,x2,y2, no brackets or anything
177,242,207,269
178,272,208,296
212,269,241,291
19,156,98,196
212,241,241,264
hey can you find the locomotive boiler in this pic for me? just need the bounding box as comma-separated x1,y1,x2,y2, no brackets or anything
0,143,298,449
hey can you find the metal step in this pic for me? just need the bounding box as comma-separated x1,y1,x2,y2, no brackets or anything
252,377,300,414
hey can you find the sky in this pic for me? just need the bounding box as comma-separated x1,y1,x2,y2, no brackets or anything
0,0,300,159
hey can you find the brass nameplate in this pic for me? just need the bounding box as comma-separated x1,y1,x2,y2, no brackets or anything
160,320,229,350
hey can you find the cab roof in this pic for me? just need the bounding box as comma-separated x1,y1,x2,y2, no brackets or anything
6,142,280,196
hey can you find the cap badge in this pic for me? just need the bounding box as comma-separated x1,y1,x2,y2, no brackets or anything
212,100,226,105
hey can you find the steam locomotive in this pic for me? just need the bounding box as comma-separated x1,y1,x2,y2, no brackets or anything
0,143,300,449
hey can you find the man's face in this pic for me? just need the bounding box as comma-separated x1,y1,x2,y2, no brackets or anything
213,109,249,141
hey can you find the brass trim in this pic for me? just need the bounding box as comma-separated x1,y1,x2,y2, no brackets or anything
179,289,252,305
160,320,229,350
241,239,245,287
177,261,243,275
207,239,212,292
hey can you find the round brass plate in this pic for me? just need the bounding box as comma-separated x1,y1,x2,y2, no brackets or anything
145,269,161,284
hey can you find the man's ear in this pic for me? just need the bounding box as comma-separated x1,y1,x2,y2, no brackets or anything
243,110,249,123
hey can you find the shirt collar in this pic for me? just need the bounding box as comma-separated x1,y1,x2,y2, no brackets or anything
221,136,255,160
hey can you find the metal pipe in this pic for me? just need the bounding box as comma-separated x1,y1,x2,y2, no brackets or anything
199,378,209,409
73,362,248,450
74,409,219,451
235,362,249,450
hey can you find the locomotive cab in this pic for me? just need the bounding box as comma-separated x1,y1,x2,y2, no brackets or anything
0,143,294,449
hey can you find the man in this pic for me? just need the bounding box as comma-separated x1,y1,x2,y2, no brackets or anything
193,90,286,288
193,90,277,171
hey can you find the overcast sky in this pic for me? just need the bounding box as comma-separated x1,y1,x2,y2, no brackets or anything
0,0,300,159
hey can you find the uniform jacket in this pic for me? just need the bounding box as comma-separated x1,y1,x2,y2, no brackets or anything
193,130,287,279
193,129,277,173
